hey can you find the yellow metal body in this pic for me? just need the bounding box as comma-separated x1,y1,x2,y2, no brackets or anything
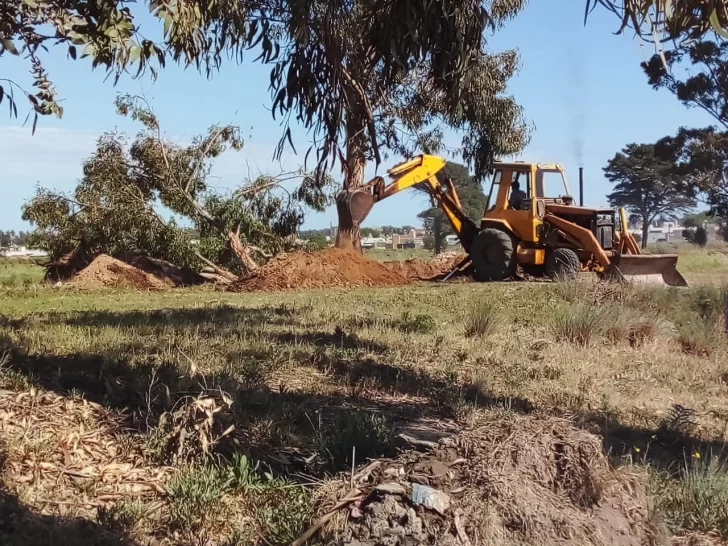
482,161,573,266
379,155,468,236
336,154,687,286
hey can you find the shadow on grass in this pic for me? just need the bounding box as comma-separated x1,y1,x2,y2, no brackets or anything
576,409,728,473
1,305,725,477
267,327,389,354
0,450,136,546
52,304,302,329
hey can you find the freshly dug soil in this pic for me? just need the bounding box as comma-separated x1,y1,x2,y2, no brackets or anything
384,252,465,280
230,248,412,292
67,254,170,290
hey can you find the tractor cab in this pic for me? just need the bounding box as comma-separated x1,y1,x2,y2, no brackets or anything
483,162,573,244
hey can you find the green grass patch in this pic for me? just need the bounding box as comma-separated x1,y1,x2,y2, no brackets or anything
463,297,499,338
0,258,45,288
549,303,616,346
653,455,728,537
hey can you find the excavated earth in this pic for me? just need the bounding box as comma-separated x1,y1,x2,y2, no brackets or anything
62,253,205,290
229,248,464,292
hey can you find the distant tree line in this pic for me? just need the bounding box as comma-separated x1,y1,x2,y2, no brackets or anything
604,33,728,248
0,230,33,247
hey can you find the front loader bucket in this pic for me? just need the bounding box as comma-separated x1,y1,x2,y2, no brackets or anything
604,254,688,287
335,187,376,233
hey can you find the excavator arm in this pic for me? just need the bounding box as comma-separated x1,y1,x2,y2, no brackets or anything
336,154,480,250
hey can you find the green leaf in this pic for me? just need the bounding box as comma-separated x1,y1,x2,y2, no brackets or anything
0,86,3,104
163,15,172,36
68,45,77,60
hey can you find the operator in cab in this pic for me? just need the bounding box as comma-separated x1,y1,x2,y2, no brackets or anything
508,181,527,210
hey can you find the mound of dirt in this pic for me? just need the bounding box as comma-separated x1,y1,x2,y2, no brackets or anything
384,252,465,280
325,413,659,546
68,254,171,290
230,248,411,292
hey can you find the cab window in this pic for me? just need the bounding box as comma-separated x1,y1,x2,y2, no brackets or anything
536,169,567,198
507,170,530,210
484,170,502,211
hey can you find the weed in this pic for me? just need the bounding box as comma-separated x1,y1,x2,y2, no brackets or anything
653,455,728,536
605,310,667,348
226,453,268,491
677,321,715,357
253,487,314,545
463,298,498,338
97,499,146,534
167,464,229,537
317,410,391,470
550,303,614,346
688,284,727,324
399,311,437,334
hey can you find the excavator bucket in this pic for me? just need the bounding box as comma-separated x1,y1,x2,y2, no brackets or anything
335,187,376,234
605,254,688,287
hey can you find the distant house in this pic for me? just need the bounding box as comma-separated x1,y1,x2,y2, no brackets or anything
628,221,721,245
0,245,48,258
391,229,425,249
360,236,389,249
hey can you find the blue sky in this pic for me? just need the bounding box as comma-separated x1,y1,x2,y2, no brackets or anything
0,0,717,232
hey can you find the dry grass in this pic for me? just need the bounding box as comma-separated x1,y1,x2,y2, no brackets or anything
0,259,727,544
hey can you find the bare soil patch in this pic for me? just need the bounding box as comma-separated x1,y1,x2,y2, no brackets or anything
383,251,465,280
65,254,205,290
230,248,412,292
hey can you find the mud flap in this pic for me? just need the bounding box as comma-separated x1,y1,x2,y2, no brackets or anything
602,254,688,287
335,187,376,234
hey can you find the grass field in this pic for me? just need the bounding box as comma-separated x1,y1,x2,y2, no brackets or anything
1,248,727,545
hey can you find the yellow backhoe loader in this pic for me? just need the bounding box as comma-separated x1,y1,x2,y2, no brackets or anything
336,154,687,286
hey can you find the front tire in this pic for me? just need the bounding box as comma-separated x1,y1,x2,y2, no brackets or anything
470,228,517,282
545,248,580,281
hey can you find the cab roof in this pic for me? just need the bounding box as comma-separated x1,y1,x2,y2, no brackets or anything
493,161,565,171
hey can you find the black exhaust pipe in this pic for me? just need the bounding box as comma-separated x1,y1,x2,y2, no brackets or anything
579,167,584,207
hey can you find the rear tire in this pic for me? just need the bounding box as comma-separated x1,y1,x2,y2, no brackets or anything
471,228,517,282
545,248,579,281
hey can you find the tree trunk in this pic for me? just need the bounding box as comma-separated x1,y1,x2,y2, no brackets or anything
335,107,367,252
228,231,259,275
641,217,649,249
434,215,442,255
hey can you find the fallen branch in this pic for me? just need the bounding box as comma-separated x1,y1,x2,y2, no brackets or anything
290,488,362,546
454,510,472,546
397,432,438,450
194,251,238,282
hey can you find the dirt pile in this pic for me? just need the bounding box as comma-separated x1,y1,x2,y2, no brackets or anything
383,251,465,280
63,253,206,289
230,248,411,292
324,413,659,546
67,254,171,290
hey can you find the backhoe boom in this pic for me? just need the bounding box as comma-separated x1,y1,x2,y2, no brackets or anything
336,155,479,250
